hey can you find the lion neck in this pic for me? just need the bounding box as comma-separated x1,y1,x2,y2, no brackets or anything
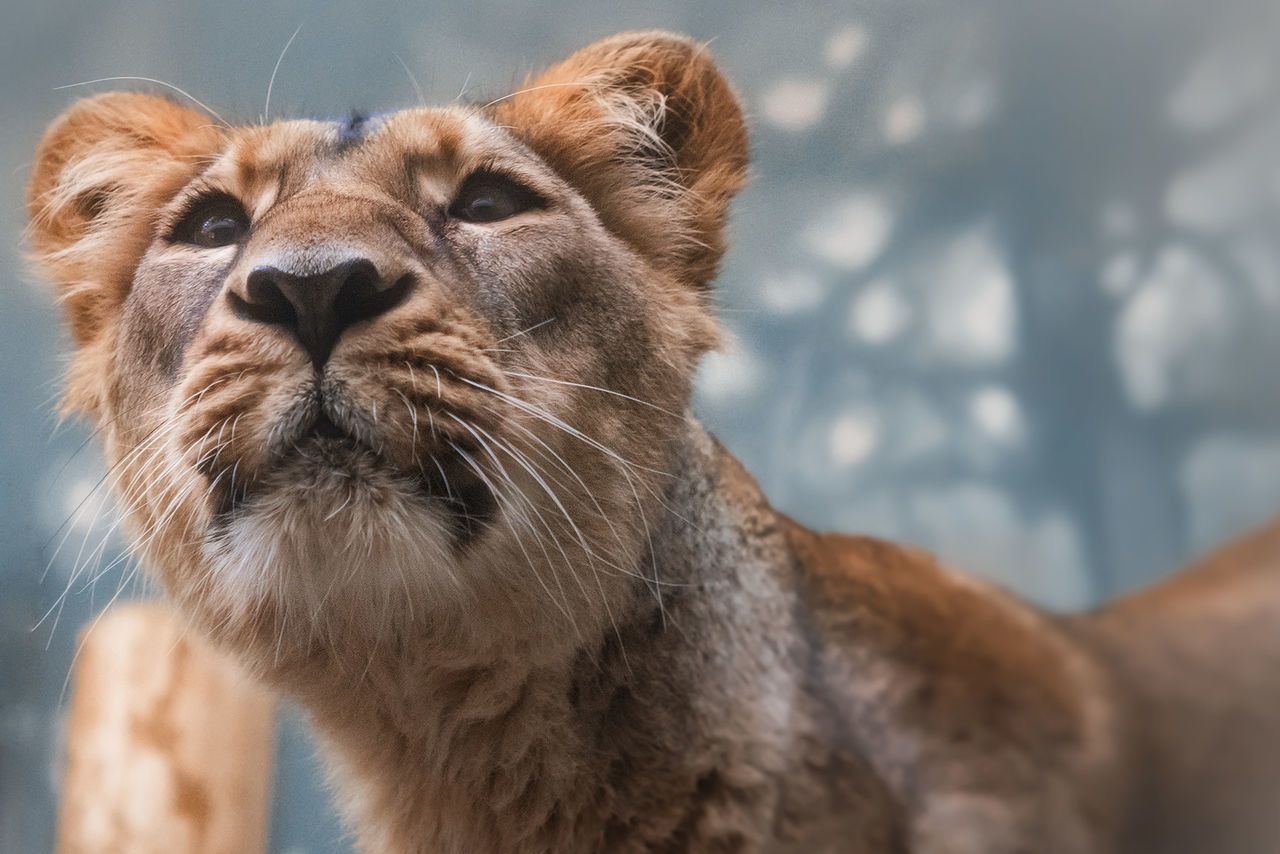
282,420,822,852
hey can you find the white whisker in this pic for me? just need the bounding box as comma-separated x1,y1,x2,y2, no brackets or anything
455,377,670,477
495,317,556,344
54,77,229,128
454,71,473,104
482,80,592,110
393,51,426,107
506,369,683,418
265,23,304,123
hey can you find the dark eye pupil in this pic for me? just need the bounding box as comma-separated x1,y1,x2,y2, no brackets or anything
172,196,249,248
449,176,537,223
459,186,517,222
198,216,241,247
467,196,504,218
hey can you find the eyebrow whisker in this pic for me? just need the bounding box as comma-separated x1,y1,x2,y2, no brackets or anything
54,77,230,128
264,22,305,123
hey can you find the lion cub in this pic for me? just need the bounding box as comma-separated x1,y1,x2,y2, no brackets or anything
27,30,1280,854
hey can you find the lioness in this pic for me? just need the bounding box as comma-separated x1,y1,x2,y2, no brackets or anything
26,30,1280,853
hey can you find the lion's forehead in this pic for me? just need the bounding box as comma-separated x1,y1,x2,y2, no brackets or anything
202,108,515,205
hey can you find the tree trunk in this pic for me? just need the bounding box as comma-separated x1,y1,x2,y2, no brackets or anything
56,602,276,854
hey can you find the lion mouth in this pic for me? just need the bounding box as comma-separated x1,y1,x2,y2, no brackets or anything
208,409,497,547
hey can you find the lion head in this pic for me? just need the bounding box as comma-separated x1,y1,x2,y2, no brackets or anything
27,32,748,676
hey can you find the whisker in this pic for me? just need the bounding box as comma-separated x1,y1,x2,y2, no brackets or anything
54,77,230,128
37,384,218,558
455,377,670,477
506,369,683,418
495,317,556,344
264,23,304,123
454,71,473,104
462,419,639,666
392,51,426,107
37,420,179,634
393,387,420,451
449,443,578,634
502,424,691,590
482,80,593,110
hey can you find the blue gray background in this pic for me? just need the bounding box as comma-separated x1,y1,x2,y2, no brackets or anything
5,1,1280,851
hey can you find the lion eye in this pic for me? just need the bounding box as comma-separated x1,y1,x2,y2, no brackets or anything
172,196,250,248
448,174,540,223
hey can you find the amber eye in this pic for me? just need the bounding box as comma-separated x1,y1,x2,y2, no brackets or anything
448,174,540,223
172,196,250,248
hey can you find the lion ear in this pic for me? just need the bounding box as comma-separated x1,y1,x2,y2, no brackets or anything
492,31,749,290
27,92,224,348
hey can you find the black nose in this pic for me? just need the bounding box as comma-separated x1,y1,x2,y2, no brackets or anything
232,259,412,368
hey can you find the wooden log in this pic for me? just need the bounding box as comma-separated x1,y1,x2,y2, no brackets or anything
55,602,276,854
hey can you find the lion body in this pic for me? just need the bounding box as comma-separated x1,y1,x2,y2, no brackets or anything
27,31,1280,853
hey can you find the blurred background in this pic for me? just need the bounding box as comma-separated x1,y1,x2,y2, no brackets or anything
5,0,1280,851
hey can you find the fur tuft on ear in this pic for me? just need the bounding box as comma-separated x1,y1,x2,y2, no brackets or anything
492,31,749,291
26,93,224,414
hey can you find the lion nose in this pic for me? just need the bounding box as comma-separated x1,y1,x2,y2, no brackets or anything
233,259,412,368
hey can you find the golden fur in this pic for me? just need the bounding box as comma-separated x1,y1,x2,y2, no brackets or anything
27,31,1280,853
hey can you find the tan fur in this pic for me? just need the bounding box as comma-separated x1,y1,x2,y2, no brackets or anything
26,31,1280,853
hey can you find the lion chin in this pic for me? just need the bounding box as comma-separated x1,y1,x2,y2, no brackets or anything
204,450,462,641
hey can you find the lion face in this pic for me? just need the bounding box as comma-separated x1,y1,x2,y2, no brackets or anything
28,33,747,664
